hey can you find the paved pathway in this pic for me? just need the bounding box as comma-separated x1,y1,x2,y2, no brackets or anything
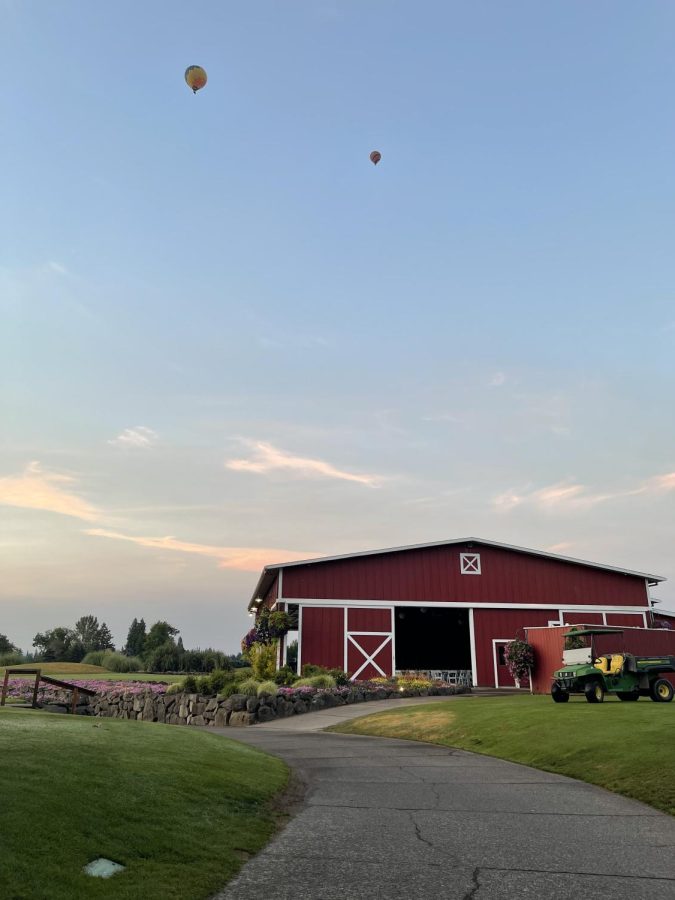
212,696,675,899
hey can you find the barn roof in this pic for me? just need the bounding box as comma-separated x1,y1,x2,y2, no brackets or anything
248,536,666,608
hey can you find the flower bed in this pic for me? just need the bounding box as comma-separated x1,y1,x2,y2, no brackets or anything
2,678,167,706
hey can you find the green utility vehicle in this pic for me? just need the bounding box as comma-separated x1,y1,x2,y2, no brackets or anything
551,628,675,703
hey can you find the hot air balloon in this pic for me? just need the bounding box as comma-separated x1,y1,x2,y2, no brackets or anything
185,65,207,94
370,150,382,166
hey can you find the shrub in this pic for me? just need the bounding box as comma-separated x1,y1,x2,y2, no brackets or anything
217,681,243,699
237,678,260,697
102,651,143,673
248,642,277,680
0,651,25,667
273,665,298,686
182,675,198,694
301,663,325,678
233,666,253,681
257,680,278,697
82,650,108,667
326,668,351,686
165,682,183,695
294,674,336,689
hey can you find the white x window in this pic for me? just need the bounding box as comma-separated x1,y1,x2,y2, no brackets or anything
460,553,481,575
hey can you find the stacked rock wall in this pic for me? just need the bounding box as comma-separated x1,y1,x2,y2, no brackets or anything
81,683,469,727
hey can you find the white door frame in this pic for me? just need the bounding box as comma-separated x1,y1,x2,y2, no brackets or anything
345,606,394,680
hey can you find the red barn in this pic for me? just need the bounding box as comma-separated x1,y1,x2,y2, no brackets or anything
247,537,665,688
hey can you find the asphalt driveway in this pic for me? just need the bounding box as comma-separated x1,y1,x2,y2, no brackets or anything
212,696,675,899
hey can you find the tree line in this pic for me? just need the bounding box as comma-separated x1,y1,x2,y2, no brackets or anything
0,618,245,673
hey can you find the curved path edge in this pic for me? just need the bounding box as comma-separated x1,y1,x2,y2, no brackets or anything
210,695,675,900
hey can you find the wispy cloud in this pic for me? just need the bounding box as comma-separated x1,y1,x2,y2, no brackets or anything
226,440,381,487
488,371,506,387
494,470,675,513
108,426,158,449
47,260,68,276
0,462,99,521
421,412,461,423
85,528,312,572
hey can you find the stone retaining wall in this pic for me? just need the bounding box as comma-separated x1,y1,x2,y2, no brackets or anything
50,684,470,726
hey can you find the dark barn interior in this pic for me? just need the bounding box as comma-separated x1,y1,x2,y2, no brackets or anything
394,606,471,670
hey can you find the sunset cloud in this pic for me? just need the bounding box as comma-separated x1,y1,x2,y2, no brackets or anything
85,528,312,572
494,470,675,513
226,440,381,487
0,462,99,521
108,426,158,449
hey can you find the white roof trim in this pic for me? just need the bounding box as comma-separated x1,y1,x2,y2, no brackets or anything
248,536,665,606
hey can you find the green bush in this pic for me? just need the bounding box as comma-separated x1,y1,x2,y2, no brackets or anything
326,668,350,686
248,642,278,680
165,682,183,695
256,680,278,697
273,665,298,686
217,681,243,699
0,651,24,667
300,663,325,678
82,650,108,666
181,675,198,694
237,678,260,697
102,651,143,673
233,666,253,681
294,674,336,689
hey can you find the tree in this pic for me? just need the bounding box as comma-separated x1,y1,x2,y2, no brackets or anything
32,628,85,663
0,634,19,654
124,618,147,657
145,621,179,654
74,616,115,653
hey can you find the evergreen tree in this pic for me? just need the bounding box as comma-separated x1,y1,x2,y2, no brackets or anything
74,616,114,653
123,618,147,657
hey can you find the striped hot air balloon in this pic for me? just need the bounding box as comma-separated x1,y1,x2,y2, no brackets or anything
370,150,382,165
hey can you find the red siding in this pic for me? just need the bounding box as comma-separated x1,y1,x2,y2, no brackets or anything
561,612,604,625
605,612,646,627
347,607,391,632
473,608,553,687
300,607,344,670
282,543,648,608
525,627,567,694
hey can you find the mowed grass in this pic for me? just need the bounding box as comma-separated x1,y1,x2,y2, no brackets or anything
1,663,184,683
332,695,675,815
0,708,287,900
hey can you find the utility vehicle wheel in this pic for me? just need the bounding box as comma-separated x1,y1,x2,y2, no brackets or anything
551,684,569,703
617,691,639,701
649,679,674,703
584,681,605,703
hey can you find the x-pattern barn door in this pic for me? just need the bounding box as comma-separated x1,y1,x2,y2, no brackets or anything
345,607,394,681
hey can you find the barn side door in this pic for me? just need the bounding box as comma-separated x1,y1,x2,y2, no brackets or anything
346,607,394,681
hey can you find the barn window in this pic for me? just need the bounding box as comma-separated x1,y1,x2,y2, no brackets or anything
460,553,481,575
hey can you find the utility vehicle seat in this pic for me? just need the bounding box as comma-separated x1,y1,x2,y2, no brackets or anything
594,657,610,674
608,654,624,675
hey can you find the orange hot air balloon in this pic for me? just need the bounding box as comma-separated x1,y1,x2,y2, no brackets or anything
185,65,207,94
370,150,382,165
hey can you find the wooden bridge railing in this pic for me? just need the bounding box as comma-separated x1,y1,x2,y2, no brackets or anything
0,668,98,714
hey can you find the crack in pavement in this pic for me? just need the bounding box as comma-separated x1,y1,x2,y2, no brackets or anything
408,812,435,849
462,866,481,900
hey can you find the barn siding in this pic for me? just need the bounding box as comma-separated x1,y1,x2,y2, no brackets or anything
347,607,392,632
473,608,554,687
300,607,344,670
605,612,646,627
282,543,648,608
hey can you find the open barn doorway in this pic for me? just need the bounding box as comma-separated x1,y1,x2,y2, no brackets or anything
394,607,471,670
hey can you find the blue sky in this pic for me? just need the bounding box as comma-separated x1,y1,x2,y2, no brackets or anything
2,1,674,653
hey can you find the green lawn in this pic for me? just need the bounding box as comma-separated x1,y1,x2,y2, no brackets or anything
0,708,287,899
1,663,184,683
332,694,675,815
